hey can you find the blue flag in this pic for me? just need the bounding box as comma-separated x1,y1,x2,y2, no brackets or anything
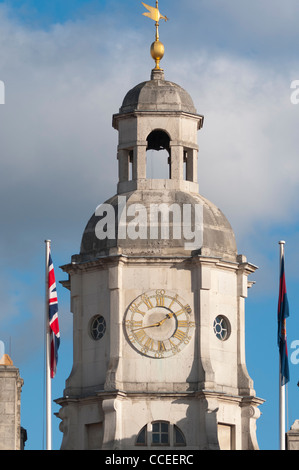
277,255,290,385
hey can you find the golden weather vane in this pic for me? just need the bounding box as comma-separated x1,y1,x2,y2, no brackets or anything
142,1,168,70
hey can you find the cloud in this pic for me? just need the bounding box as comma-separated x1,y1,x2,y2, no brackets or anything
0,4,297,246
0,4,148,362
169,0,299,62
0,1,299,361
0,2,298,451
167,53,299,235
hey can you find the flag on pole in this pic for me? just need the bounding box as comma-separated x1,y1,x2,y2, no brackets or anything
277,254,289,386
48,251,60,379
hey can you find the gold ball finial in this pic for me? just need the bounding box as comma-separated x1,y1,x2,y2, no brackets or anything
150,39,164,69
142,2,168,71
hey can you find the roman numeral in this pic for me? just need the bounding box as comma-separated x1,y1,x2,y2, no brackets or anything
131,320,143,328
130,302,146,316
174,308,185,317
134,329,146,342
168,294,178,310
156,290,165,307
141,294,154,310
184,304,192,314
144,337,154,350
169,339,180,354
173,329,187,342
174,305,192,317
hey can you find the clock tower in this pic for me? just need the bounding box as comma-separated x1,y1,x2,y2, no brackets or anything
57,4,263,450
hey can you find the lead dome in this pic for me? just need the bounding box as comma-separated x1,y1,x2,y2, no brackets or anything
79,190,237,262
119,71,197,114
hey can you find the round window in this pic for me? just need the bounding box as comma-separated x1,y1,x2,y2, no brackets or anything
213,315,230,341
90,315,106,340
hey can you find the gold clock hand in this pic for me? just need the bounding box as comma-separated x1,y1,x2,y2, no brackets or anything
132,322,161,332
132,310,175,331
158,311,174,326
158,316,167,326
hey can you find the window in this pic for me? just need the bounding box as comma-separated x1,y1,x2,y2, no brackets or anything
213,315,231,341
136,425,147,445
135,421,186,447
174,425,186,446
146,130,171,179
152,421,169,445
89,315,106,340
129,150,133,180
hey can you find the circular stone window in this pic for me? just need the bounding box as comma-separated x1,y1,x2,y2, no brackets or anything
90,315,106,340
213,315,231,341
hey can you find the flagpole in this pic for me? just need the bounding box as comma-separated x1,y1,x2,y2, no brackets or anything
278,240,285,450
45,239,52,451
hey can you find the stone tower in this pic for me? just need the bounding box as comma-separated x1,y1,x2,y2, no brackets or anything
57,7,263,450
0,354,25,450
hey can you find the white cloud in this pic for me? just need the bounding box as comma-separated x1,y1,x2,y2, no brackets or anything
172,0,299,62
167,53,299,243
0,7,297,241
0,2,299,359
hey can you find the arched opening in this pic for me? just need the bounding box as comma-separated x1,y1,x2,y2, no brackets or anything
129,149,133,180
135,421,186,447
146,130,171,179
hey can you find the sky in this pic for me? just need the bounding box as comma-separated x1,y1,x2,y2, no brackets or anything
0,0,298,450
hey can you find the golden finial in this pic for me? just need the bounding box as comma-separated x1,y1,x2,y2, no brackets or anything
142,1,168,71
0,354,13,366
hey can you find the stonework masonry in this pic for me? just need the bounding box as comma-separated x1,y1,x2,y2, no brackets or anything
0,354,24,450
56,66,265,449
286,420,299,450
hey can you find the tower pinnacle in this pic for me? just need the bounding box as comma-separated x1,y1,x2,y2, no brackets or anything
142,1,168,71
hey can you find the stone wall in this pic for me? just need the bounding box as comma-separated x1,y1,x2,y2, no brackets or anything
286,420,299,450
0,355,24,450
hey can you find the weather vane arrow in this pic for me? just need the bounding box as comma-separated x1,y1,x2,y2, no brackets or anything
141,1,168,71
142,1,168,23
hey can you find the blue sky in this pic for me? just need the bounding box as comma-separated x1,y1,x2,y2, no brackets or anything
0,0,299,450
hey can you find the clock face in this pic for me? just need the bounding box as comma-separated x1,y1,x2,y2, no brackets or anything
125,289,195,358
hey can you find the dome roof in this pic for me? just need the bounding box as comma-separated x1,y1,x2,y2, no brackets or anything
76,73,237,264
78,190,237,262
119,74,197,114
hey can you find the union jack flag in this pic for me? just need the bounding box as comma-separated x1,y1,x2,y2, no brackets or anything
48,251,60,378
